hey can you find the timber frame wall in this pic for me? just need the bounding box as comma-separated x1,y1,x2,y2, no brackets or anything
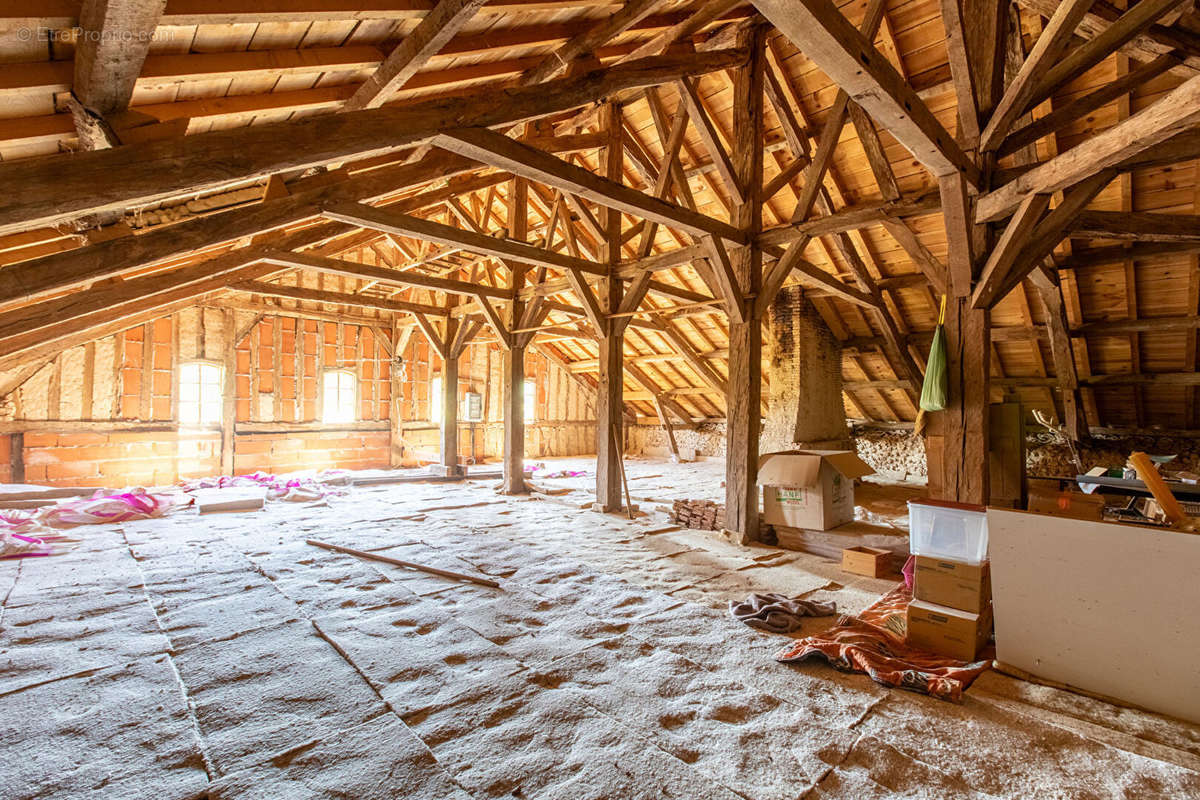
0,0,1198,534
0,305,594,487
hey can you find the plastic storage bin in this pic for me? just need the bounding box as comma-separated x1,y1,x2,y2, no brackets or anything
907,499,988,564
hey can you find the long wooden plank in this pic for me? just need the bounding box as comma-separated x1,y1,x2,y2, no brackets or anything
976,68,1200,221
322,200,606,275
0,249,266,348
0,263,272,367
343,0,487,111
675,77,745,204
617,0,744,63
262,249,513,300
0,150,494,307
989,172,1114,305
73,0,168,148
308,538,500,587
781,0,887,222
0,48,748,237
980,0,1094,152
1067,210,1200,242
433,126,747,243
997,53,1181,158
751,0,978,184
1029,266,1086,440
234,281,448,316
1023,0,1190,114
520,0,667,84
970,192,1051,309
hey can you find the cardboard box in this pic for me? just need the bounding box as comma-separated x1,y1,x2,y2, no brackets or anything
1027,487,1105,521
841,546,892,578
758,450,874,531
906,599,993,662
913,556,991,613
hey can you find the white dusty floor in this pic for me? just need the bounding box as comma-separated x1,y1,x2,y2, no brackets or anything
1,456,1198,799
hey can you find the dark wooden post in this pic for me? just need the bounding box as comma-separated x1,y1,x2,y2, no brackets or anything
503,177,529,494
502,345,526,493
439,317,462,476
594,101,625,512
724,26,766,542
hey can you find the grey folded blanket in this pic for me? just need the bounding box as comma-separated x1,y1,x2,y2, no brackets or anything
729,593,837,634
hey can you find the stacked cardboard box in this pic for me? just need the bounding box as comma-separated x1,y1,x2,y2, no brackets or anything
906,556,993,661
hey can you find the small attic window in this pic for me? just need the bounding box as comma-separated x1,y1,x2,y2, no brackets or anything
322,369,357,424
179,362,222,426
524,381,535,423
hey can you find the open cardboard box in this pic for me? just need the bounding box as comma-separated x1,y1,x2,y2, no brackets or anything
758,450,873,531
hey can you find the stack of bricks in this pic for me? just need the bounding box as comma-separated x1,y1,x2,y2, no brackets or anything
668,499,725,531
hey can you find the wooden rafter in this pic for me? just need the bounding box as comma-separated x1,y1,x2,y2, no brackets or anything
0,48,749,236
344,0,488,111
752,0,979,185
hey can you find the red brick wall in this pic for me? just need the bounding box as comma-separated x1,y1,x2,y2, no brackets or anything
7,429,391,488
233,430,390,475
20,431,221,488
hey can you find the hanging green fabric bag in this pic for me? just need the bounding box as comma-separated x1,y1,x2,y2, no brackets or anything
919,295,948,412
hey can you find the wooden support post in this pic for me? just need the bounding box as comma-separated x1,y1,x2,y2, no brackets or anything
595,102,625,512
388,318,408,467
926,0,1001,504
439,318,462,475
502,346,526,493
938,299,991,504
724,26,765,544
504,176,529,494
9,432,23,483
220,308,237,475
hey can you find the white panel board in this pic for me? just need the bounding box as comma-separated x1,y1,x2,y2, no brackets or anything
988,508,1200,724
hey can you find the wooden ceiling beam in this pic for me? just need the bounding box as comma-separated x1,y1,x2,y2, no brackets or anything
322,200,606,275
1055,240,1200,270
751,0,979,185
233,280,449,316
343,0,488,111
0,261,274,368
616,0,745,64
520,0,669,84
675,77,745,204
0,150,496,307
1023,0,1192,114
980,0,1093,153
997,52,1181,159
0,251,271,355
0,48,748,237
977,71,1200,222
71,0,167,150
262,249,512,300
1067,210,1200,242
434,126,748,243
985,171,1114,307
758,194,941,248
1015,0,1200,76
